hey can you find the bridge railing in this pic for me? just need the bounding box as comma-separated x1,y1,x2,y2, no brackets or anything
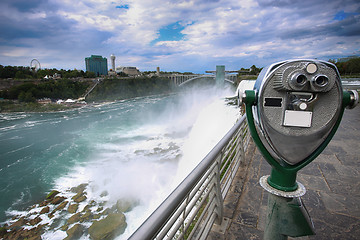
129,114,250,240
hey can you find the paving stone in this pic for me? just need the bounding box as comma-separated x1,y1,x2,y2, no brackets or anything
226,221,263,240
326,176,360,197
320,191,360,217
297,163,322,176
297,174,331,192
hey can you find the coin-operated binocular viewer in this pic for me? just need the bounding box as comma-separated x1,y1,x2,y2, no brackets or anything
239,59,358,239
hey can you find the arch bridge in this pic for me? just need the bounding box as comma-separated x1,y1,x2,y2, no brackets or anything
168,65,244,87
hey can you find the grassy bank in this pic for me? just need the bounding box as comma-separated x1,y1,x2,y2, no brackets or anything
86,77,173,102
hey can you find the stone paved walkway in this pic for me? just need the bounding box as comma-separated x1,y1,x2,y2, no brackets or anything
209,106,360,240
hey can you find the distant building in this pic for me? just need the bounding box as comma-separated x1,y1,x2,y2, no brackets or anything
43,73,61,80
85,55,108,76
115,66,141,76
37,98,52,104
110,54,116,71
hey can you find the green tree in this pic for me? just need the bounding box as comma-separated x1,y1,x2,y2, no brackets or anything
249,65,260,75
335,57,360,75
85,71,96,78
15,71,26,79
347,58,360,74
18,91,36,102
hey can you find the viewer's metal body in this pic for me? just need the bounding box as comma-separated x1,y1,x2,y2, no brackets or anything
240,59,358,239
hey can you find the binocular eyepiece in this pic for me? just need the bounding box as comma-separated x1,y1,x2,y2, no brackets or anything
274,62,334,93
290,73,330,90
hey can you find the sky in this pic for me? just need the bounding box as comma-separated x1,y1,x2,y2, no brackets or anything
0,0,359,73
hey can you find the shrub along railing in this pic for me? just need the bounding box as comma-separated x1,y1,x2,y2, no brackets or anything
129,114,250,240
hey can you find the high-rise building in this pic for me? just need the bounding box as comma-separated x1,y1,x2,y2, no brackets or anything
85,55,108,76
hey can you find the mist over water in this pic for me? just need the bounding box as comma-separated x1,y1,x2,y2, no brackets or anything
0,85,240,239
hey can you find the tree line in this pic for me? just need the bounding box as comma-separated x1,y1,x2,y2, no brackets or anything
0,65,96,79
0,76,173,103
238,57,360,76
0,79,90,102
329,57,360,75
238,65,262,75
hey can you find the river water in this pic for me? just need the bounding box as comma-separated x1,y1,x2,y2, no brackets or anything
0,86,240,239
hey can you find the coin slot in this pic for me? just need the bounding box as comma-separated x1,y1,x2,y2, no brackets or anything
264,98,282,107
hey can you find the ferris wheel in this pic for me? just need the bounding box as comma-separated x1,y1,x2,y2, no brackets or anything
30,59,41,72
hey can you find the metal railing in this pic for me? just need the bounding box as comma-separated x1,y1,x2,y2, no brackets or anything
129,114,250,240
342,79,360,90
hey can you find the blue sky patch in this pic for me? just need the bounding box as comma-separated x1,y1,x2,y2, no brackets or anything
152,22,187,44
116,4,129,9
333,10,358,20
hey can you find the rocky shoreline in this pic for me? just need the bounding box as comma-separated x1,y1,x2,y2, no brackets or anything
0,183,136,240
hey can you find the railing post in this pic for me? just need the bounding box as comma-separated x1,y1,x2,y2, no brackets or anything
213,155,224,225
182,194,190,239
239,127,245,164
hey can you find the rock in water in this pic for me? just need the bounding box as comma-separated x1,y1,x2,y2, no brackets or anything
70,183,88,194
72,192,87,203
0,227,7,237
29,216,42,226
40,206,50,214
67,203,79,213
46,190,60,200
115,199,134,213
89,213,127,240
67,213,81,225
54,200,68,211
64,224,84,240
51,196,66,205
80,211,93,223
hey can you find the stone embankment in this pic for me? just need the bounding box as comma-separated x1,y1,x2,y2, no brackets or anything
0,183,134,240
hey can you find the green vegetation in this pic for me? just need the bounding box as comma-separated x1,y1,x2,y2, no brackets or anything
329,57,360,75
46,190,60,200
0,65,96,79
0,76,173,112
237,57,360,81
86,77,173,102
0,79,90,102
238,65,262,75
236,65,262,82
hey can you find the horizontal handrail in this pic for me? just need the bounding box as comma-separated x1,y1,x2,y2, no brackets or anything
129,114,249,240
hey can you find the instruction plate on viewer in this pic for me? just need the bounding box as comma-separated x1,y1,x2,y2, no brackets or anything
283,110,312,128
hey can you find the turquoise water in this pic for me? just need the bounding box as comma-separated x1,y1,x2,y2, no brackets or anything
0,95,175,221
0,88,239,238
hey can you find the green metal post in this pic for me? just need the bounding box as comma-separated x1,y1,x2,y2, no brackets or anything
264,195,315,239
264,195,288,240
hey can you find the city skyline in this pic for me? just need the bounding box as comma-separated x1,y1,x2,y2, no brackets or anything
0,0,359,73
